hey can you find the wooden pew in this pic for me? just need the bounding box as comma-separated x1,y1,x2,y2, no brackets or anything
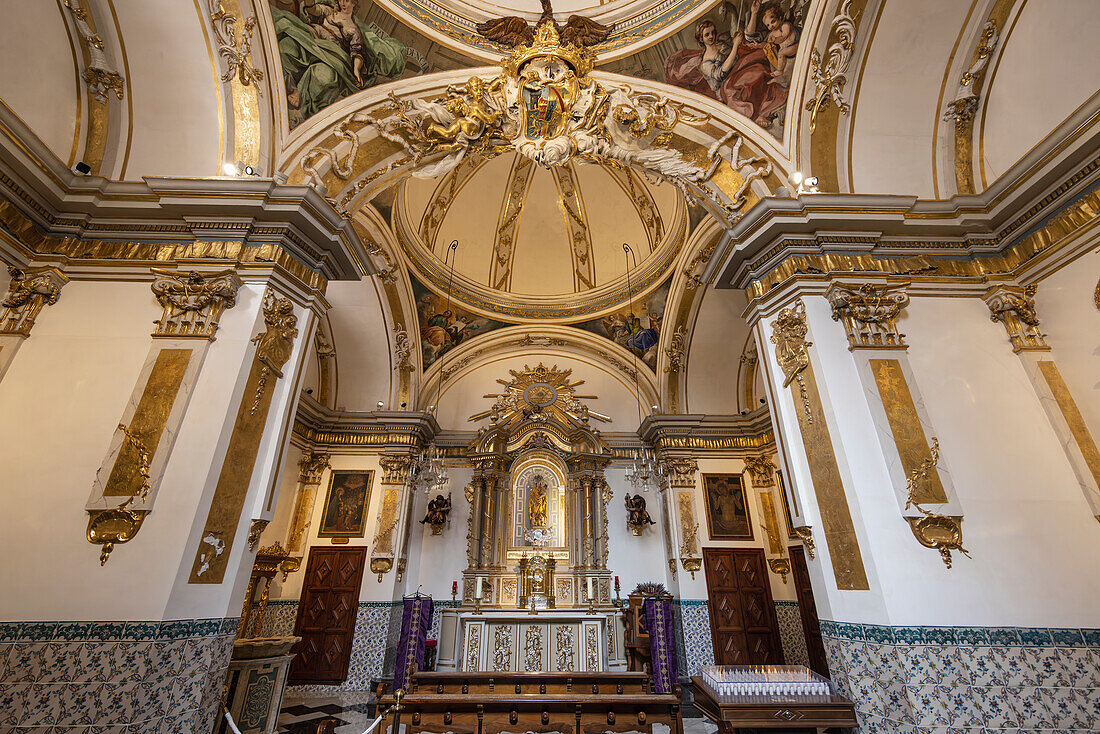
379,672,683,734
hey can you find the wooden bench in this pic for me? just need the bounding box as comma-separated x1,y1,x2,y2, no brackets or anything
379,672,683,734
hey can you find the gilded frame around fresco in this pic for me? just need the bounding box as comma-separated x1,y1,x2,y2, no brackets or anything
701,473,753,540
317,469,374,538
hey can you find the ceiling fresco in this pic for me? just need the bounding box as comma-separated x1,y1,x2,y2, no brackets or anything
270,0,470,127
602,0,809,140
570,277,670,370
270,0,805,140
411,273,509,370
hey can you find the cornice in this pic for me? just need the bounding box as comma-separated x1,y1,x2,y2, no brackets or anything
292,395,439,450
640,408,775,453
0,103,371,286
707,95,1100,292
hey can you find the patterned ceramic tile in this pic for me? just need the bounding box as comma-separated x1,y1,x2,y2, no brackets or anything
774,601,810,668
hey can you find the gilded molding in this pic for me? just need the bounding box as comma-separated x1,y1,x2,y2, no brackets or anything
826,282,909,350
150,269,241,339
743,455,776,487
0,266,67,336
983,284,1049,352
805,0,858,134
393,323,415,374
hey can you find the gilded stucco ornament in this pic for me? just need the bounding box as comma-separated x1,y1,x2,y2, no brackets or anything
805,0,857,134
150,268,241,339
904,438,970,569
943,21,998,124
63,1,126,102
246,519,269,551
983,284,1049,352
743,455,776,487
793,526,815,559
826,282,909,350
770,301,814,424
0,266,68,336
249,291,299,415
393,323,416,373
663,324,687,374
209,0,265,89
767,557,791,583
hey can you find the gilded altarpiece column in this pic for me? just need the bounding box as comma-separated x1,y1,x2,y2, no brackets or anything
371,454,413,581
86,269,241,565
663,457,701,578
286,450,331,553
0,265,68,380
984,284,1100,518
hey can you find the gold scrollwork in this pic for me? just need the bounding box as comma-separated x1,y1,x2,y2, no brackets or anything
770,301,814,424
249,291,299,415
826,282,910,350
805,0,858,134
793,525,816,559
150,269,241,339
904,438,970,568
984,284,1049,352
209,0,265,89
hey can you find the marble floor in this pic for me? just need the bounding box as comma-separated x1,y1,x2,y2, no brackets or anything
277,695,716,734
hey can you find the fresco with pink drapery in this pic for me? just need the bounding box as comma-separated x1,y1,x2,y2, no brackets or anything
602,0,809,141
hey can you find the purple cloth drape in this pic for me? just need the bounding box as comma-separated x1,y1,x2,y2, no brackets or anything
393,595,433,692
644,597,678,694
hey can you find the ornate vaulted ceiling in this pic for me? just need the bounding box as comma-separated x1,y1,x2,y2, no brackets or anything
396,153,684,311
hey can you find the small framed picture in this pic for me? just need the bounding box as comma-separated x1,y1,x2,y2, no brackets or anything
318,470,373,538
701,473,753,540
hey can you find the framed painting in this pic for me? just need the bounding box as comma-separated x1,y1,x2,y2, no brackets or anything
777,470,798,539
702,473,753,540
318,470,373,538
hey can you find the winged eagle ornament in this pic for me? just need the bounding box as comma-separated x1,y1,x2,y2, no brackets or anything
476,0,613,48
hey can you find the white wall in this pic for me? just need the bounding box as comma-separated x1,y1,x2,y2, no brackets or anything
325,278,392,411
113,0,222,179
981,0,1100,186
0,1,79,164
849,0,970,197
685,288,750,414
759,291,1100,628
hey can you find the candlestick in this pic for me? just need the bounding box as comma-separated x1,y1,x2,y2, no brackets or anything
475,576,483,600
451,580,458,607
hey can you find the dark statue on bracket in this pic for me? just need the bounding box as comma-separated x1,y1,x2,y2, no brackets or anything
420,493,452,535
625,493,656,535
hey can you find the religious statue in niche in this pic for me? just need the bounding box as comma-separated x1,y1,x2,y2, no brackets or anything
420,493,451,535
625,494,656,535
529,477,549,529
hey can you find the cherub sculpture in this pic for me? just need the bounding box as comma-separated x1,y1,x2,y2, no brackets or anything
418,76,502,151
420,493,452,535
625,494,656,536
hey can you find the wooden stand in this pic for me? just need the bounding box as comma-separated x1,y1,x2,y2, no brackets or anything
690,676,857,733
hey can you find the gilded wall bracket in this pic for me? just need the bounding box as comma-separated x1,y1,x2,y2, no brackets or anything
904,438,970,569
793,526,816,559
86,509,147,566
767,557,791,583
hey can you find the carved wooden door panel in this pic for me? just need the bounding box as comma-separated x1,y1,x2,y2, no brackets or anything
703,547,784,666
290,546,367,684
790,545,830,676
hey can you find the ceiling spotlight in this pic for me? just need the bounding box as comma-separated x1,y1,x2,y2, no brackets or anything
74,161,91,175
244,165,256,176
377,401,385,410
788,171,803,186
222,162,238,177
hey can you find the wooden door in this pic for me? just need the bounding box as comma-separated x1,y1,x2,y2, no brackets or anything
790,545,830,676
290,546,367,684
703,547,784,666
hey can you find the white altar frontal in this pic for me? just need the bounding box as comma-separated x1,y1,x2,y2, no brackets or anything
434,609,626,672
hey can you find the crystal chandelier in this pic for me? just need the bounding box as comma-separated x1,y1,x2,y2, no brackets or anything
622,243,662,492
412,240,458,494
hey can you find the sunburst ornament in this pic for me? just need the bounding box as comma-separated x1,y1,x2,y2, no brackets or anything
468,363,611,428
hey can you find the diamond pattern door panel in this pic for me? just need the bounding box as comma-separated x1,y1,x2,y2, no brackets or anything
703,548,784,666
290,547,367,684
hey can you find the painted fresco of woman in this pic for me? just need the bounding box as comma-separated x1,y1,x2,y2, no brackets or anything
273,0,409,125
664,1,793,127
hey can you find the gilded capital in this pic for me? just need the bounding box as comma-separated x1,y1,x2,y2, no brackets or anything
0,266,68,337
826,282,910,350
661,457,698,488
150,268,241,339
743,455,776,487
983,284,1049,352
297,450,330,484
379,454,413,484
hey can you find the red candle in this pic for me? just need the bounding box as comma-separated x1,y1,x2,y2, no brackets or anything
614,576,620,586
452,581,458,593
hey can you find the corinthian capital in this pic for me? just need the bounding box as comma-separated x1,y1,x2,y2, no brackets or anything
983,284,1049,352
150,268,242,339
0,266,68,337
827,282,910,350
